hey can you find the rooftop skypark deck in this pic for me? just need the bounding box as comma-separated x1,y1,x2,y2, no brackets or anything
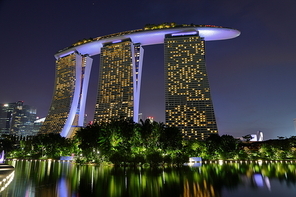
55,23,240,58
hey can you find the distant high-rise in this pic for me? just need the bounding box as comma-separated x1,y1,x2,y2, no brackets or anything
164,33,217,139
42,23,240,139
0,101,37,136
0,103,15,135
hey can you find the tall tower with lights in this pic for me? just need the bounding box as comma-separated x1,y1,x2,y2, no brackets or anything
0,101,37,136
40,52,93,138
94,39,143,123
164,32,217,140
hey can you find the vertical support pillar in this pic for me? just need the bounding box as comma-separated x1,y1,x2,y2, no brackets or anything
132,44,144,123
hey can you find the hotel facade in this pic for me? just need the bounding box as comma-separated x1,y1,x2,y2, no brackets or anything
40,23,240,139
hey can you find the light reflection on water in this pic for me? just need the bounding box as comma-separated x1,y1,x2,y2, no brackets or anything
1,160,296,197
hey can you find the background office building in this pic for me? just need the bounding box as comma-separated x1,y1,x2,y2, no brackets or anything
0,103,15,135
0,101,37,137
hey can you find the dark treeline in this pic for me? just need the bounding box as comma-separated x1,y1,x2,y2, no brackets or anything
2,119,296,166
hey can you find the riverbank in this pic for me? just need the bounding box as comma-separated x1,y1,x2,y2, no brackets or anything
5,158,296,168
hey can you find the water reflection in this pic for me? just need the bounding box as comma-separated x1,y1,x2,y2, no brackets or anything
0,166,14,193
1,160,296,197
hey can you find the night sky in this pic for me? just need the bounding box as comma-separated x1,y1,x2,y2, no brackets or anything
1,0,296,140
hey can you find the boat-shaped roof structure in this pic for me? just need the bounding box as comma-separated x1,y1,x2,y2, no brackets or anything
55,23,240,59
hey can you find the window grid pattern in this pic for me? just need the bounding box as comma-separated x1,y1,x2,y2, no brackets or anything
164,33,218,140
94,40,134,122
40,52,86,134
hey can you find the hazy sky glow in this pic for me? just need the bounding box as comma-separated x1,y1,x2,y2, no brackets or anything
1,0,296,139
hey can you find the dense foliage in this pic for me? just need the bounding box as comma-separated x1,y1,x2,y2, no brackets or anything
74,119,186,166
2,119,296,165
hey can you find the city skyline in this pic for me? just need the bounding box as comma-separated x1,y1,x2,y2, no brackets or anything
1,0,296,139
0,101,38,136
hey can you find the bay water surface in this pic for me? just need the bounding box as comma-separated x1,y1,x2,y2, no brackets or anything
1,160,296,197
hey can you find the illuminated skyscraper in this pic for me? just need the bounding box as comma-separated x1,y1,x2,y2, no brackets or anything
43,23,240,139
94,39,143,123
164,32,217,140
0,101,37,136
10,101,37,136
0,103,16,135
40,52,93,137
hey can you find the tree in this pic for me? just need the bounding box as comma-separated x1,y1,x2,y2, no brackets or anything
219,135,238,159
75,122,106,162
205,134,221,159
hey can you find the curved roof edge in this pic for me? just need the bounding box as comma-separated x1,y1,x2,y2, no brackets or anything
55,25,240,59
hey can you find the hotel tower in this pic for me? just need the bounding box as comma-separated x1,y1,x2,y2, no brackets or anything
94,40,143,123
39,52,93,138
40,23,240,139
164,33,217,139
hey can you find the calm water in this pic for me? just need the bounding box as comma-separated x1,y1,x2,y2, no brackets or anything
1,160,296,197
